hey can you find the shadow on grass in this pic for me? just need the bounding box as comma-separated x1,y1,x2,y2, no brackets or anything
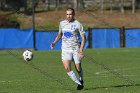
84,83,140,90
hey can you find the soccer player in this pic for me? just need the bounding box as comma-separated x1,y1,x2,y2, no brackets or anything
50,8,86,90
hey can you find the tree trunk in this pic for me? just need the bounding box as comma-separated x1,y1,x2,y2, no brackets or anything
120,0,124,13
79,0,85,10
101,0,104,13
55,0,59,11
66,0,71,8
73,0,78,10
41,0,48,11
110,0,113,13
23,0,28,13
47,0,50,11
0,0,2,9
136,0,140,8
132,0,135,13
66,0,69,7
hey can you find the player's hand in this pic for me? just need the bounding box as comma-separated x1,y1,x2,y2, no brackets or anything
78,51,85,60
50,42,55,49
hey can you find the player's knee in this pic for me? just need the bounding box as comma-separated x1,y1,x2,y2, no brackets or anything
76,68,81,73
65,67,71,72
77,70,81,73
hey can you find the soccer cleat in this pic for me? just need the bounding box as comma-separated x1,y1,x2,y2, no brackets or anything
80,80,84,85
77,84,84,90
77,80,84,90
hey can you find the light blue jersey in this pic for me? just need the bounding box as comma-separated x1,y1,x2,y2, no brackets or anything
59,19,85,50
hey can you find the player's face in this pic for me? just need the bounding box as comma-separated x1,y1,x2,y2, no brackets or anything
66,10,74,22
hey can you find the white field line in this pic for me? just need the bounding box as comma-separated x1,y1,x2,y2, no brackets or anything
0,67,139,84
0,74,138,84
0,79,47,84
94,74,138,78
95,67,140,75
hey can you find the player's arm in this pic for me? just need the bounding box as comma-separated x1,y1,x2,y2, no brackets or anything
78,23,86,59
79,34,86,53
78,34,86,59
50,32,62,49
78,23,86,53
50,23,62,49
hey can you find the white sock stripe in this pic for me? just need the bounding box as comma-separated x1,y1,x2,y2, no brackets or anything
67,71,81,85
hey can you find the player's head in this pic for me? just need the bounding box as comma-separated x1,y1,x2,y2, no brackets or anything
66,8,75,22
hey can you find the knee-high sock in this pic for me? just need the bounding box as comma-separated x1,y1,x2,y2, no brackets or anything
67,71,81,85
78,69,83,81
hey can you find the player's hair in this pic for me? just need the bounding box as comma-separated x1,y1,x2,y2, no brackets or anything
66,8,75,16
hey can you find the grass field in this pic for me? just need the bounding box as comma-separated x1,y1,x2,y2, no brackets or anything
0,48,140,93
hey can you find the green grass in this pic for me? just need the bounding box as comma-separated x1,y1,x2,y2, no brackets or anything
0,48,140,93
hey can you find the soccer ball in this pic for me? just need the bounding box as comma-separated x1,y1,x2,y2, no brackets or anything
22,50,33,61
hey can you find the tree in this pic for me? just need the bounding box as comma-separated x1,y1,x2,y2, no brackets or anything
0,0,6,10
110,0,113,13
132,0,136,13
66,0,71,8
120,0,124,13
0,0,28,13
78,0,85,10
73,0,78,10
100,0,104,13
34,0,50,11
136,0,140,8
55,0,60,10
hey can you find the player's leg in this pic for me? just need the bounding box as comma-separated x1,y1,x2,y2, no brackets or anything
62,50,81,85
73,51,84,90
73,51,84,81
74,63,84,90
74,63,83,82
62,60,81,85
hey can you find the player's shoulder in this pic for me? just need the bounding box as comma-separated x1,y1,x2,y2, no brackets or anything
74,19,80,23
74,19,82,25
73,20,83,27
60,20,67,24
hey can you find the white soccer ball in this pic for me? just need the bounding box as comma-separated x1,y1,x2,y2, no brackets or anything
22,50,33,61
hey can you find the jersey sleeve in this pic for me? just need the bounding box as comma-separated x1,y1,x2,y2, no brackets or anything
78,23,85,35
